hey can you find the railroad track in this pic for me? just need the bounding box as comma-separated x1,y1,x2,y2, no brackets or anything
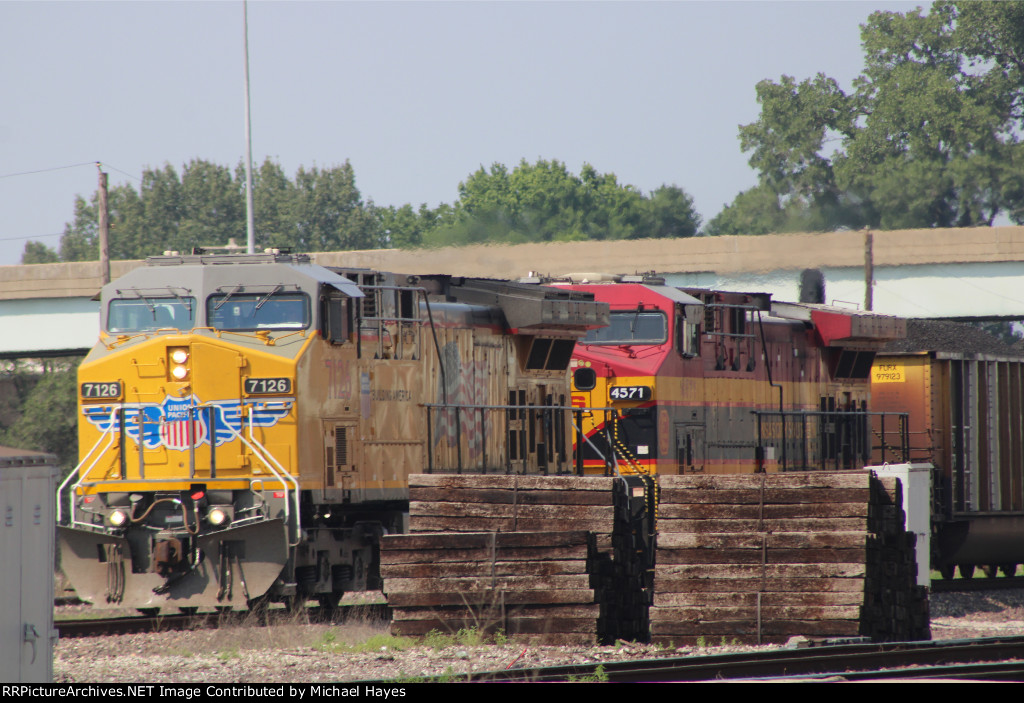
407,635,1024,682
932,576,1024,593
55,603,389,638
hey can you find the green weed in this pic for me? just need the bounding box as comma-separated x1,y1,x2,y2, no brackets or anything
568,664,608,683
421,626,503,650
387,666,467,684
318,631,416,654
216,646,240,662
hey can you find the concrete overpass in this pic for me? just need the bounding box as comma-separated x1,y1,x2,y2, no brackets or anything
5,225,1024,357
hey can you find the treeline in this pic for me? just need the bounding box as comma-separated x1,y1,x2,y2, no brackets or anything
707,1,1024,235
24,159,701,263
0,359,79,468
22,1,1024,265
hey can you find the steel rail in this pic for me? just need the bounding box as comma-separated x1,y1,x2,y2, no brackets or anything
932,575,1024,593
440,636,1024,682
55,602,389,638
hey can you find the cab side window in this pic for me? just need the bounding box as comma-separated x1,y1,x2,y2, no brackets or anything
321,292,351,344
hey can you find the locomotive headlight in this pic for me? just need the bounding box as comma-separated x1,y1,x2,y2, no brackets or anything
107,509,128,527
168,347,190,381
206,506,232,526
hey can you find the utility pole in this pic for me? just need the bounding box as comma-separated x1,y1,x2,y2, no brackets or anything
864,229,874,312
97,163,110,285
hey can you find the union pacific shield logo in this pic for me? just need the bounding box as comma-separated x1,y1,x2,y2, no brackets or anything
158,396,208,450
83,394,293,450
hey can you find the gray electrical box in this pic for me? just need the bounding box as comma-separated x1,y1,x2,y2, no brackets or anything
0,447,59,683
865,462,933,588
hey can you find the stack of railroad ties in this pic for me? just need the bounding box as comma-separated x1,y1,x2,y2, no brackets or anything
650,472,930,645
380,472,928,646
381,474,652,645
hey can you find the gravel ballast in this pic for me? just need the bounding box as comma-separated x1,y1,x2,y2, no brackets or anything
53,588,1024,683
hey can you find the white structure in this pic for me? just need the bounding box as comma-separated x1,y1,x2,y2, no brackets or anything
4,225,1024,356
866,463,934,588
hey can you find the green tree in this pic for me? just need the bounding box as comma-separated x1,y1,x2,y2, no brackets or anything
248,158,295,250
0,358,80,469
704,185,786,236
578,163,648,241
20,241,60,264
135,164,183,257
712,1,1024,235
52,158,386,260
377,203,427,248
291,162,381,251
423,159,700,246
974,321,1024,347
50,156,699,256
58,183,145,261
177,160,244,250
643,185,703,239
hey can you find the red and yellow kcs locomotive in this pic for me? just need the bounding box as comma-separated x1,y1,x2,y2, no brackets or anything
560,275,906,477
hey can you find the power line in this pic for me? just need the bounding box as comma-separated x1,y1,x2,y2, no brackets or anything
0,161,142,183
102,163,142,182
0,162,97,180
0,232,63,243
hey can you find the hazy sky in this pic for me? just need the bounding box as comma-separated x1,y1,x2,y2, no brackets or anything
0,0,922,266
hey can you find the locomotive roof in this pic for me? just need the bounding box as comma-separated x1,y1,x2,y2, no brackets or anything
771,301,905,347
561,282,704,308
109,252,364,299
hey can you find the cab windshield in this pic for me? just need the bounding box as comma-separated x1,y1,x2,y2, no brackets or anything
107,297,196,333
207,292,310,331
583,310,667,345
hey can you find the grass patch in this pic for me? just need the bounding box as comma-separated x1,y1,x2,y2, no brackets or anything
317,630,417,654
421,627,505,650
568,664,608,683
387,666,467,684
216,646,241,662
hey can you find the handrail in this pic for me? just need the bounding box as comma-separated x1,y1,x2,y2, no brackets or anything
197,403,299,544
60,403,300,542
569,416,617,475
244,407,301,547
57,407,120,527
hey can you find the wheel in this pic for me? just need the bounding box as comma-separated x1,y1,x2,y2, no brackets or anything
958,564,975,579
246,595,271,619
939,564,956,580
285,594,309,615
1000,564,1018,578
136,607,160,617
318,592,342,611
982,565,999,579
178,606,199,615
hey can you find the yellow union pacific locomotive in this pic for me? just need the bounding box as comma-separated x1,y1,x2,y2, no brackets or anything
58,252,606,612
